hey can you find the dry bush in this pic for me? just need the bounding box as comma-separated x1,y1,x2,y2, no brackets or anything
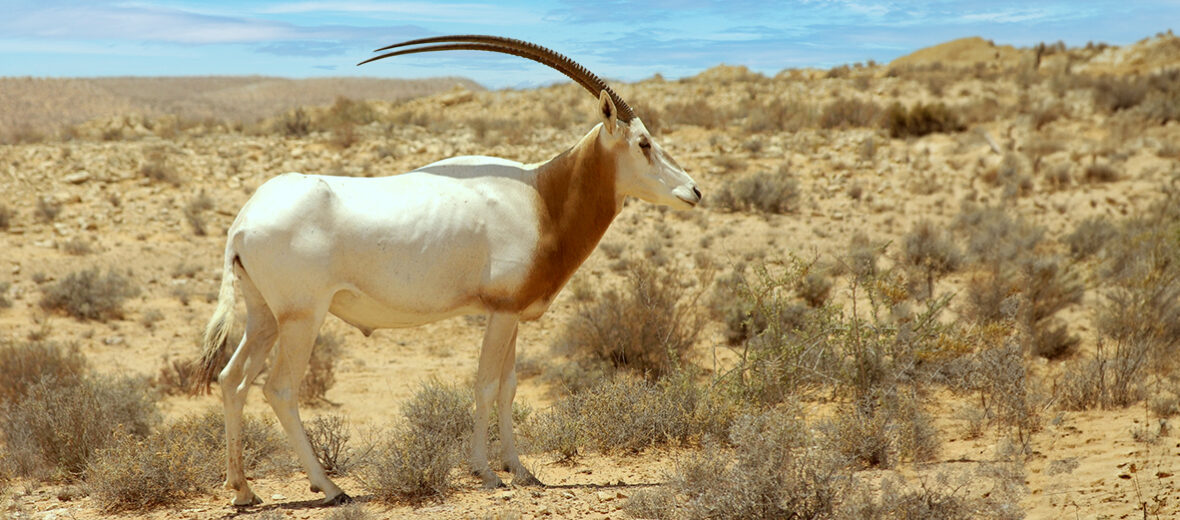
0,281,10,309
1092,76,1149,113
34,197,61,223
281,107,311,137
1064,217,1118,260
306,413,359,475
140,151,181,186
361,380,471,503
59,237,92,256
951,339,1043,445
325,503,372,520
1142,70,1180,123
527,375,736,459
626,409,848,520
820,388,939,469
1083,162,1119,183
0,203,12,230
0,339,87,404
1,374,157,480
884,102,965,138
183,190,214,236
86,409,286,511
1057,339,1148,410
711,166,801,214
663,100,727,129
901,220,963,300
558,260,703,380
1020,256,1083,359
795,270,833,308
819,97,882,129
151,357,202,396
300,332,342,404
743,96,816,133
39,268,139,322
983,153,1033,198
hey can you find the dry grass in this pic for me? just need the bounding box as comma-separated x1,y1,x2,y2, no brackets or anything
0,339,87,404
884,102,966,138
712,164,801,214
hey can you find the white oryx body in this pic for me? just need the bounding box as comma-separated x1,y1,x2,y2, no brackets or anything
202,91,701,506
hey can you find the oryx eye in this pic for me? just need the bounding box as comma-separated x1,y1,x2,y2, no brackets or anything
638,139,651,150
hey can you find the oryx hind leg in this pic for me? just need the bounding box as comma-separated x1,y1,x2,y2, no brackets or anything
219,268,278,507
262,305,349,505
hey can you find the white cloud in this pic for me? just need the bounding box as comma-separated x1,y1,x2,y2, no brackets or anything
258,1,544,24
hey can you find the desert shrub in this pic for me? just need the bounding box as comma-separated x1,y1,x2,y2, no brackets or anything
527,375,736,458
307,413,359,475
0,203,12,230
34,197,61,223
819,97,882,129
140,151,180,185
1020,256,1083,359
325,503,372,520
663,100,727,129
711,167,801,214
0,339,87,404
1092,76,1148,113
183,190,214,236
952,339,1043,443
39,268,139,321
795,270,833,308
631,409,849,520
59,237,92,256
0,281,10,309
743,96,816,133
86,409,286,511
983,153,1033,198
558,260,703,380
819,388,939,469
281,107,311,137
884,102,965,138
841,474,984,520
1064,217,1118,260
901,220,963,300
300,333,342,404
1083,162,1119,183
1,375,157,480
847,232,881,280
151,357,202,396
1057,338,1149,410
360,381,471,503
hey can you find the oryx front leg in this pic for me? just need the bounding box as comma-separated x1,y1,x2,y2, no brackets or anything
496,325,542,487
472,313,519,488
263,310,349,505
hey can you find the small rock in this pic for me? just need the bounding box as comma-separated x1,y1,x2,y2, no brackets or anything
271,493,286,501
496,490,515,501
103,336,125,346
63,171,91,184
561,491,575,499
596,490,615,502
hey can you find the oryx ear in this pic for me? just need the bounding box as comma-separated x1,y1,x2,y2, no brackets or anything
598,90,619,135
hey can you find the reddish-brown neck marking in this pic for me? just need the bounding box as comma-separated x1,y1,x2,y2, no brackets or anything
513,128,620,313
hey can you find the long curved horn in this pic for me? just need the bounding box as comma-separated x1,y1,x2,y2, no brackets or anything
358,35,636,122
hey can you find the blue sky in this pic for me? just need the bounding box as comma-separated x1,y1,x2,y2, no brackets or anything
0,1,1176,88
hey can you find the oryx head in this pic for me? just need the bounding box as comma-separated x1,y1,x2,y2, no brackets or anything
359,35,702,209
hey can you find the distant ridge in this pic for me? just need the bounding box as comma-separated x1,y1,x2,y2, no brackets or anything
0,75,483,136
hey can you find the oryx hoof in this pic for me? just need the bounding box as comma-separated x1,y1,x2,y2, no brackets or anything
321,492,353,506
232,493,263,507
511,472,544,488
477,470,505,489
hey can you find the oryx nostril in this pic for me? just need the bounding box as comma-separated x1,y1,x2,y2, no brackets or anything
692,186,701,199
